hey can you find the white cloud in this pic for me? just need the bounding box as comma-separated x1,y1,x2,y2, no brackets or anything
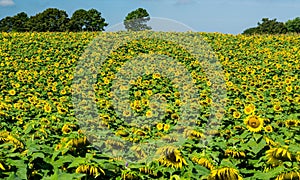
0,0,15,7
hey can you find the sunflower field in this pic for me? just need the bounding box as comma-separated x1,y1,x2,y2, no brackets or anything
0,31,299,180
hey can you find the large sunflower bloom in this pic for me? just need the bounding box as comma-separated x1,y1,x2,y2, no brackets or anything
244,114,264,132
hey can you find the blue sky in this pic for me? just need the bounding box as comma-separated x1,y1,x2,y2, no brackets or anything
0,0,299,34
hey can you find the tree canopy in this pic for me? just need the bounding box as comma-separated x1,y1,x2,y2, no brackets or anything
68,9,108,32
124,8,151,31
0,8,108,32
0,12,29,32
242,17,300,35
26,8,70,32
285,17,300,33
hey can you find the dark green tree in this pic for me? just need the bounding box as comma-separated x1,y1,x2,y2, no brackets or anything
0,16,13,32
0,12,29,32
242,27,259,35
258,18,287,34
68,9,108,32
26,8,70,32
68,9,87,32
12,12,29,32
285,17,300,33
124,8,151,31
243,18,287,35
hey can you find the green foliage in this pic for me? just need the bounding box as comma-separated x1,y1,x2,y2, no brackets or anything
0,31,299,179
25,8,70,32
0,8,108,32
0,12,29,32
243,18,288,35
68,9,108,32
124,8,151,31
285,17,300,33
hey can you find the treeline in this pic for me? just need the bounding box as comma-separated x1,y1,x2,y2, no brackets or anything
0,8,108,32
243,17,300,35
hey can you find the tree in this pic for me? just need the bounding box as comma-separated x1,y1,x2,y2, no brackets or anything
243,18,287,35
26,8,70,32
68,9,108,32
124,8,151,31
68,9,87,32
0,16,13,32
0,12,29,32
242,27,259,35
12,12,29,32
258,18,287,34
285,17,300,33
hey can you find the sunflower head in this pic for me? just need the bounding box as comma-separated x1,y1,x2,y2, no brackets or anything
244,104,255,115
285,120,299,128
275,171,300,180
191,156,214,170
244,115,264,132
225,149,246,158
266,146,292,166
156,146,187,169
264,125,273,133
208,167,243,180
233,111,241,119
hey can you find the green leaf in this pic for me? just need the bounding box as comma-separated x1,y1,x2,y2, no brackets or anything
252,165,284,180
6,159,27,180
251,138,266,154
67,157,86,168
31,152,45,160
253,134,262,142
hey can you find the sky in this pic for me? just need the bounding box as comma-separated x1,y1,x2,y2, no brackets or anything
0,0,299,34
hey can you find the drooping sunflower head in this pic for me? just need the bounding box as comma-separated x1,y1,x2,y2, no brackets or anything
244,114,264,132
191,155,215,170
208,167,243,180
225,148,246,158
156,146,187,169
275,171,300,180
266,146,292,166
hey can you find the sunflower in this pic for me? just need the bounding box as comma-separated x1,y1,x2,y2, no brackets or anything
156,123,164,131
285,120,299,128
62,123,76,134
44,103,52,113
265,137,278,146
191,156,214,170
244,104,255,115
225,149,246,158
75,164,105,178
8,89,16,96
152,73,161,79
164,124,171,131
156,146,187,169
286,85,293,93
233,111,241,119
266,146,292,166
275,171,300,180
264,125,273,133
244,114,264,132
273,104,282,112
145,110,153,118
208,167,243,180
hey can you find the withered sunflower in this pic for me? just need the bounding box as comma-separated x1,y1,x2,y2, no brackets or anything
208,167,243,180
